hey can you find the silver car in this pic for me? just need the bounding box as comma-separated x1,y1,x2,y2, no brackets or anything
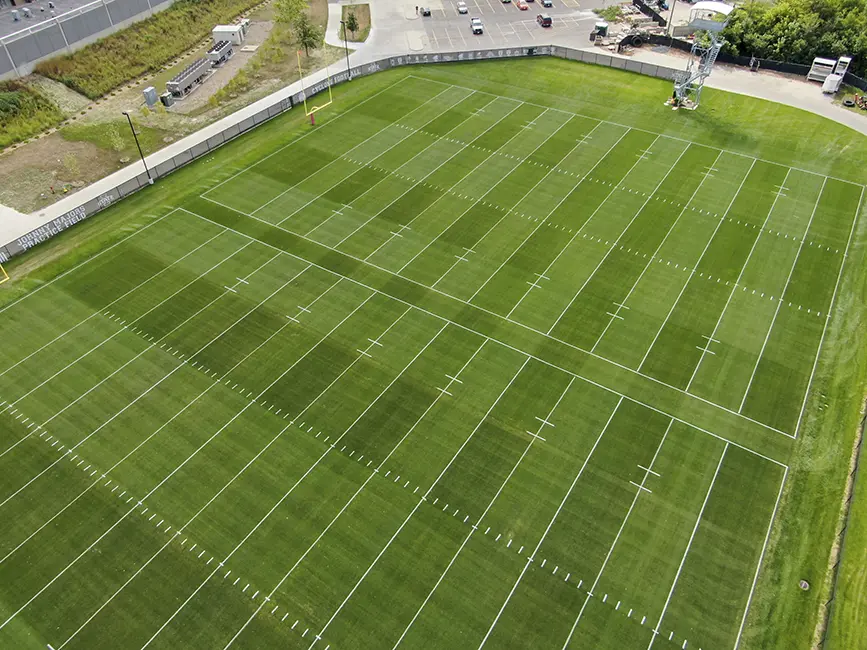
457,1,468,13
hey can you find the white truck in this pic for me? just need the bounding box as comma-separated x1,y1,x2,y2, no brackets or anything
470,17,483,34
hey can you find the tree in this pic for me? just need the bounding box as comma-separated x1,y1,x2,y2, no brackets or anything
275,0,307,26
344,10,359,40
294,13,323,57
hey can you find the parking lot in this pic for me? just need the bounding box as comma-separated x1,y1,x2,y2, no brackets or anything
415,0,597,50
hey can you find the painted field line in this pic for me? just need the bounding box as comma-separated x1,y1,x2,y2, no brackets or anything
546,141,693,336
0,225,226,381
734,465,789,649
2,284,380,634
558,417,672,648
481,396,626,648
591,150,725,353
279,90,492,228
0,264,318,568
141,311,441,650
0,237,254,423
793,185,864,438
253,85,462,217
506,130,649,319
391,364,567,649
235,338,493,650
58,291,395,649
646,442,729,650
409,75,865,189
0,208,178,318
466,121,625,303
326,102,529,248
637,158,756,373
183,208,794,460
304,95,512,240
0,247,280,510
738,177,828,413
685,168,794,394
203,75,413,197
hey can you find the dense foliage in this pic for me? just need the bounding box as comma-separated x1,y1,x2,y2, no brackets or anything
0,81,64,150
723,0,867,76
35,0,262,99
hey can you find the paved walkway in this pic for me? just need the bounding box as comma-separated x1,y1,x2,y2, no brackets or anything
3,0,866,248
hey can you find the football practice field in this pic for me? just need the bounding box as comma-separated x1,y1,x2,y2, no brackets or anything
0,66,864,650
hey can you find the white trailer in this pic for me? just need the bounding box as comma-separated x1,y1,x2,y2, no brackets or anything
212,24,246,45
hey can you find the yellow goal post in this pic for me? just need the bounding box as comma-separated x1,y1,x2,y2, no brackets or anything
0,263,8,286
297,50,334,117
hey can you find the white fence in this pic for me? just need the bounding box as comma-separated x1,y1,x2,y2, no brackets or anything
0,45,678,263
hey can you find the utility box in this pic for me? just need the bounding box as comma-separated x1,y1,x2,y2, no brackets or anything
212,24,246,45
208,40,234,65
160,92,175,107
143,86,158,107
166,58,211,98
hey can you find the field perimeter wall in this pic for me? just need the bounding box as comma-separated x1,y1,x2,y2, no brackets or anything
0,45,679,263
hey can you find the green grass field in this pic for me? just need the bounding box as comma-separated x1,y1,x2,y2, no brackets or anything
0,60,865,650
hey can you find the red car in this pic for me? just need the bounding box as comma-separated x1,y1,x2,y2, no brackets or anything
516,0,528,9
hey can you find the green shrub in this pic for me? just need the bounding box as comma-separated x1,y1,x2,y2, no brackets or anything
0,81,64,150
35,0,263,99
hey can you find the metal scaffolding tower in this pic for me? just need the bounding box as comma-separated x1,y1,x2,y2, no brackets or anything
671,2,733,109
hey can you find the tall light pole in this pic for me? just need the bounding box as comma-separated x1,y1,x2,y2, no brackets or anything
122,111,153,185
339,20,352,80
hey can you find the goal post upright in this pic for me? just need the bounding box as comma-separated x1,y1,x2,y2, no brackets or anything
297,50,334,118
0,263,9,286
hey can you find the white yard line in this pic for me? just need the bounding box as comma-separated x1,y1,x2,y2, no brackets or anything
546,142,692,336
0,209,178,318
408,75,865,188
0,226,226,381
0,270,380,632
793,185,864,438
646,442,729,650
203,76,412,198
505,128,645,319
738,177,828,413
252,85,461,217
140,313,444,650
303,95,510,239
185,207,796,450
733,465,788,649
235,339,493,650
466,122,625,303
0,248,281,510
685,168,793,394
558,417,672,649
61,300,418,650
0,265,323,568
590,150,725,353
637,159,757,372
325,102,528,248
392,367,572,649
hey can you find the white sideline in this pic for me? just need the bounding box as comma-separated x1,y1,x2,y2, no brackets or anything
738,177,828,413
685,168,794,393
546,142,693,336
0,282,380,633
185,207,794,461
0,263,318,568
590,150,725,353
637,159,757,373
646,443,729,650
140,310,443,649
392,363,567,649
793,185,864,438
0,246,277,510
557,417,672,649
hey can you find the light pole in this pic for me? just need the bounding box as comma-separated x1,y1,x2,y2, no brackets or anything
339,20,352,80
122,111,153,185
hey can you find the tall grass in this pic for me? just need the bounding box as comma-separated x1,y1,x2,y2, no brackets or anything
35,0,263,99
0,81,65,150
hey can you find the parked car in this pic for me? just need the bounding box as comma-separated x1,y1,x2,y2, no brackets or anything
420,6,431,15
516,0,529,9
457,1,468,12
471,17,484,33
502,0,512,3
537,12,552,26
542,0,553,6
